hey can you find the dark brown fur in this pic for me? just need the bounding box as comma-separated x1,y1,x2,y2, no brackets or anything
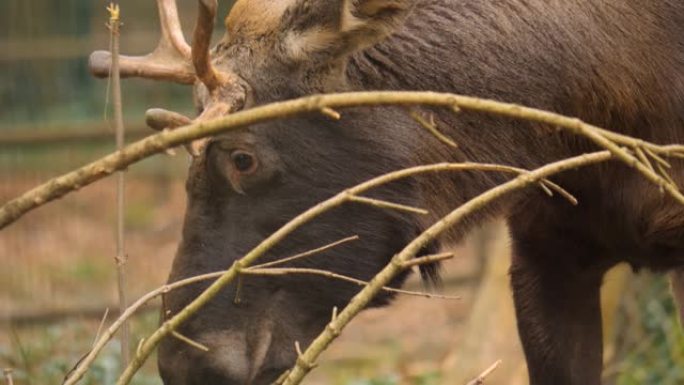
158,1,684,384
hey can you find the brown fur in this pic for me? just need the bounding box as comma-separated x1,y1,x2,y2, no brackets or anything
159,1,684,384
224,0,292,40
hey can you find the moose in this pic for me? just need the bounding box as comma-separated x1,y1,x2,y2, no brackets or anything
89,0,684,384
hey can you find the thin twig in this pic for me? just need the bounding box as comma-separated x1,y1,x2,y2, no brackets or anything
409,110,458,148
320,107,341,120
63,270,229,385
240,267,462,300
3,91,683,229
3,368,14,385
92,308,110,349
401,252,455,268
348,195,429,215
643,146,672,169
250,236,360,270
106,1,130,369
541,180,578,205
465,360,503,385
538,181,554,197
233,275,244,305
657,163,679,189
171,331,209,352
635,147,654,173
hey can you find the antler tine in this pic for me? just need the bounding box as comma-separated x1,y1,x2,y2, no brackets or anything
193,0,223,92
89,0,195,84
157,0,192,59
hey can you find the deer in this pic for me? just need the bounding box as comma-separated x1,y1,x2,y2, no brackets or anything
89,0,684,384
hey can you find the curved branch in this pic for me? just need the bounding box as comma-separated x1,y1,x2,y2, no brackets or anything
278,151,612,385
112,153,612,385
62,161,550,385
2,91,683,230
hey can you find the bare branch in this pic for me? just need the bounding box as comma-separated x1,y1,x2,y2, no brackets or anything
348,194,429,215
465,360,503,385
92,308,110,349
240,267,462,300
320,107,342,120
109,153,611,385
250,235,360,270
657,163,678,188
63,270,229,385
63,221,447,384
409,110,458,148
3,91,683,229
105,2,131,368
278,152,611,385
3,368,14,385
635,146,655,173
171,331,210,352
644,146,672,169
401,252,455,268
540,180,578,205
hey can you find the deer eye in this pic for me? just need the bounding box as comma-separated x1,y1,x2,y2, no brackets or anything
231,150,258,174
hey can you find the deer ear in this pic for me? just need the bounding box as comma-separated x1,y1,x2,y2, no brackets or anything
280,0,414,63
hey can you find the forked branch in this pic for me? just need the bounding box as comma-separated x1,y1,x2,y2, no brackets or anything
112,152,612,385
276,152,611,385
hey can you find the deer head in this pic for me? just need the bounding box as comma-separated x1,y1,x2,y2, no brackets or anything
90,1,423,384
89,0,415,154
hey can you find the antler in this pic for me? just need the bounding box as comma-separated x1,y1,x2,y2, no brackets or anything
89,0,195,84
90,0,248,156
193,0,222,92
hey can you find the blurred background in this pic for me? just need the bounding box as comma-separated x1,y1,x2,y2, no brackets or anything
1,1,683,384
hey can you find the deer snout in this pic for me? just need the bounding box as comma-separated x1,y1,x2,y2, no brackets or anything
158,327,284,385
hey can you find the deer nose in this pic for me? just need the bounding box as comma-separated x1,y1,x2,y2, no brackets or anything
160,357,287,385
159,327,282,385
159,330,251,385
